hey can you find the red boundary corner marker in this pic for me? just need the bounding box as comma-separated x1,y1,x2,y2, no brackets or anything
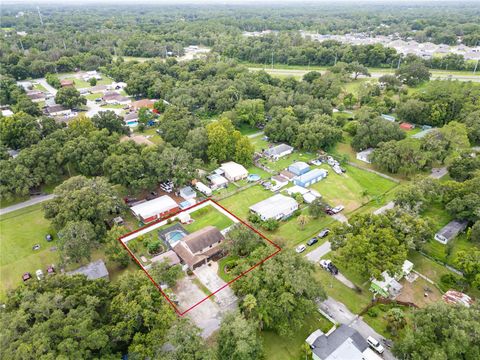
118,198,281,316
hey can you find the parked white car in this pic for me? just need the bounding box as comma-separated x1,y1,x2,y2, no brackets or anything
319,259,331,270
295,244,306,253
367,336,385,354
331,205,344,214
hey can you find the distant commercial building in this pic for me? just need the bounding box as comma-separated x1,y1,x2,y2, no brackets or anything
249,194,298,221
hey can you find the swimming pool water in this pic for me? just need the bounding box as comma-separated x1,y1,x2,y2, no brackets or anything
166,230,186,245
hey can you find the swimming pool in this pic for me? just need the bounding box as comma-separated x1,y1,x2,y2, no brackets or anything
166,230,186,246
126,120,138,127
247,174,261,182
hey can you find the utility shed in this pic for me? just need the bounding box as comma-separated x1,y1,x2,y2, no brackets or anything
130,195,179,223
288,161,311,176
434,220,468,244
67,260,109,280
249,194,298,221
220,162,248,181
293,168,328,187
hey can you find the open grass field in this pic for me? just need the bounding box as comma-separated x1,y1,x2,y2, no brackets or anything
259,151,318,172
311,164,398,213
61,75,114,89
237,123,260,136
0,204,57,298
249,135,269,152
133,127,163,145
219,185,272,221
85,92,103,100
262,313,333,360
183,205,234,233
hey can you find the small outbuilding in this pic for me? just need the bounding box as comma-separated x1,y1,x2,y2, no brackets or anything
434,220,468,244
264,143,294,160
130,195,179,223
270,175,289,192
220,161,248,182
356,148,374,164
208,174,229,190
288,161,311,176
195,181,212,196
293,168,328,187
179,186,196,200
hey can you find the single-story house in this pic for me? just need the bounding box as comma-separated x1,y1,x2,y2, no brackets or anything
172,226,225,270
82,70,102,81
60,79,74,88
45,105,71,117
306,325,382,360
17,81,33,90
303,191,320,204
249,194,299,221
150,250,181,267
400,122,415,130
26,90,46,103
102,91,131,105
434,220,468,244
264,143,294,160
270,175,289,192
220,161,248,181
195,181,212,196
288,161,311,176
370,260,413,298
124,112,139,126
208,174,229,190
356,148,374,164
293,168,328,187
280,169,296,181
179,186,196,200
130,195,179,223
67,259,109,280
130,99,156,110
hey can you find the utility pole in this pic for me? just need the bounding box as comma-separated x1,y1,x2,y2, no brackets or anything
271,51,274,69
397,56,402,69
474,59,479,74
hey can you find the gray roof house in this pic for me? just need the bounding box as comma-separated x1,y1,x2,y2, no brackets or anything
264,143,294,160
306,325,381,360
67,259,109,280
434,220,468,244
249,194,298,221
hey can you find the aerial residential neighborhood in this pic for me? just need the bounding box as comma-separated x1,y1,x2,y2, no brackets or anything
1,1,479,360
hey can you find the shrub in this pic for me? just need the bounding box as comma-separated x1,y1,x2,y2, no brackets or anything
262,219,279,231
367,307,378,317
147,239,161,254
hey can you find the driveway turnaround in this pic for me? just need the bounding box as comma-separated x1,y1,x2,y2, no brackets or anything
306,241,331,262
193,263,238,310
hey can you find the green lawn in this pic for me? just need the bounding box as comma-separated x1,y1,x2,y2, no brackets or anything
245,165,271,180
250,135,269,152
183,205,234,232
237,123,260,136
362,303,413,340
0,204,57,298
407,250,451,284
262,314,334,360
133,127,163,145
60,74,114,89
33,82,48,92
219,185,272,221
310,164,398,213
259,151,318,172
85,92,103,100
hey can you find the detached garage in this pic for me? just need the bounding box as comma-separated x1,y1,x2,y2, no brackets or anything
131,195,179,223
293,168,328,187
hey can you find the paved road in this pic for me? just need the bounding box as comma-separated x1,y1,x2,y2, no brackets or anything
247,131,264,138
373,201,395,215
0,194,55,216
430,167,448,179
320,297,396,360
36,78,58,96
249,67,480,82
85,100,123,118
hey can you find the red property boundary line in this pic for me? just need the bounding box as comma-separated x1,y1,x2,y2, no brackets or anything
118,198,282,316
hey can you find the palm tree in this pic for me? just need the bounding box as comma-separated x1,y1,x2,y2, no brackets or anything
297,214,310,230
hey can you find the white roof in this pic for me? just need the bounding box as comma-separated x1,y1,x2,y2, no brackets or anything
220,161,248,177
402,260,413,274
210,174,228,186
195,181,211,192
286,185,309,195
249,194,298,219
303,192,318,204
131,196,177,219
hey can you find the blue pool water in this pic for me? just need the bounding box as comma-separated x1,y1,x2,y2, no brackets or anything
166,230,186,245
247,174,260,182
126,120,138,127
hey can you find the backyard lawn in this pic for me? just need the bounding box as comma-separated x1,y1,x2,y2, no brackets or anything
85,92,103,100
183,205,234,233
262,314,334,360
0,204,57,298
249,135,269,152
311,164,398,212
219,185,272,221
259,151,318,172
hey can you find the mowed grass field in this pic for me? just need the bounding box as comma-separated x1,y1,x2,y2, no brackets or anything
219,185,272,221
311,164,398,212
183,205,234,233
0,204,57,298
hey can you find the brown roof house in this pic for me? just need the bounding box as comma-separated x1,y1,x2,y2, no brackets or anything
172,226,225,270
60,79,75,88
130,99,156,110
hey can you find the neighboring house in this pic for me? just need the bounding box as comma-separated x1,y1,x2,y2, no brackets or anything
124,112,139,126
131,99,156,110
45,105,71,117
370,260,413,298
249,194,299,221
102,91,131,105
208,174,229,190
26,90,46,103
82,70,102,81
60,79,75,88
130,195,179,223
220,161,248,181
434,220,468,244
288,161,311,176
306,325,382,360
303,190,321,204
356,148,374,164
270,175,289,192
179,186,196,200
286,185,310,196
195,181,212,196
67,259,109,280
172,226,225,270
280,169,296,181
400,122,415,130
293,168,328,187
264,143,294,160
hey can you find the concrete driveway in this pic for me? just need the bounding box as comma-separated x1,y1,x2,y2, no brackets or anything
0,194,55,215
193,263,237,310
320,297,396,360
306,241,331,262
